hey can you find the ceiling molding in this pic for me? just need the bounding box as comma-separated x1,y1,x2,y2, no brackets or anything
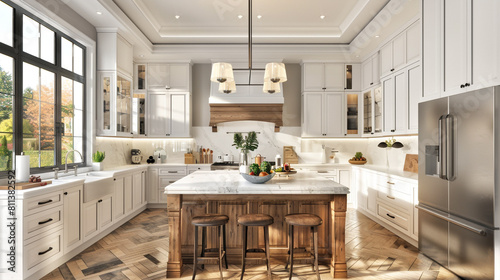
130,0,162,33
339,0,371,33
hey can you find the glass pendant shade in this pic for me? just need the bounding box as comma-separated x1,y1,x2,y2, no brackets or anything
211,62,234,83
219,80,236,94
263,80,281,94
264,62,287,83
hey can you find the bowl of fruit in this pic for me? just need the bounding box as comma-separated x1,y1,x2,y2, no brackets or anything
241,162,275,184
349,152,367,165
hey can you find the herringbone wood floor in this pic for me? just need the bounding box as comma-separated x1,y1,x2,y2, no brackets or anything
41,208,461,280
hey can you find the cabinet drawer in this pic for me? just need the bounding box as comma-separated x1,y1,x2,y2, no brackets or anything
377,176,413,195
25,206,63,240
377,203,409,231
377,186,413,212
25,229,62,270
25,192,62,215
187,165,210,173
159,167,186,176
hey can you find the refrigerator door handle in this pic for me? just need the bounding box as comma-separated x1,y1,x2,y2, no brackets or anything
438,115,447,180
416,205,486,236
445,114,455,181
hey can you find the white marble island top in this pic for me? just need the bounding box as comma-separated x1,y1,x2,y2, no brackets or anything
165,170,350,195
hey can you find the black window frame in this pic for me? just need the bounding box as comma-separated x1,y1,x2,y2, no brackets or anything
0,0,87,176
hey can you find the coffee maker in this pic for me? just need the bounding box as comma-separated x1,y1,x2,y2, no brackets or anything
131,149,142,164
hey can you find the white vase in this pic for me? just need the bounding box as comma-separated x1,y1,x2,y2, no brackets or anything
92,162,103,171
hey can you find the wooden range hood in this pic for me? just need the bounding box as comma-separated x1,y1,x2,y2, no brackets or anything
209,104,283,132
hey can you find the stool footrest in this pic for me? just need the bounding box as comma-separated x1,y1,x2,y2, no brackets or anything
245,248,265,253
197,251,226,262
203,248,219,253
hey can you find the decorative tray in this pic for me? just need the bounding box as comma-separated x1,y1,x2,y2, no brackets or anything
348,160,367,165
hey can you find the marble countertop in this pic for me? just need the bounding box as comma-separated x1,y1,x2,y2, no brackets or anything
352,165,418,181
165,170,350,195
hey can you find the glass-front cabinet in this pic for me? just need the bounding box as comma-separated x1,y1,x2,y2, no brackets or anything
97,71,133,136
362,86,383,136
346,93,360,135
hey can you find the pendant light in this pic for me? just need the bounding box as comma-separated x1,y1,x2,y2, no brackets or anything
264,62,287,83
263,80,281,94
210,62,234,83
219,80,236,94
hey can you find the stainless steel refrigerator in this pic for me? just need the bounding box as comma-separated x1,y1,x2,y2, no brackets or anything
418,86,500,280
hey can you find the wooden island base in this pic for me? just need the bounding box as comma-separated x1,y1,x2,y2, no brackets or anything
166,194,347,278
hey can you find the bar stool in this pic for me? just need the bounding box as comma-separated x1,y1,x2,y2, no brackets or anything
192,214,229,280
238,214,274,279
284,213,323,280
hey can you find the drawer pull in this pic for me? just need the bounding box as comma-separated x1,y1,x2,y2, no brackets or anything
386,181,395,185
64,192,68,195
38,247,53,255
38,199,53,205
38,218,53,225
169,181,176,183
168,171,178,173
386,195,395,200
98,199,103,203
386,213,396,219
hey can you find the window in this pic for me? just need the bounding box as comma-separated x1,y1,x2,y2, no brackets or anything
0,0,86,175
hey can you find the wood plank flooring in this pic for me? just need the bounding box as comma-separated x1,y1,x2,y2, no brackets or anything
41,208,461,280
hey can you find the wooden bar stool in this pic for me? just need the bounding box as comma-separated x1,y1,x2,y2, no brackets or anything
238,214,274,279
284,213,323,280
192,214,229,280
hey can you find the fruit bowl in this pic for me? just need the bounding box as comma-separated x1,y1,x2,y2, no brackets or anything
240,172,276,184
348,160,367,165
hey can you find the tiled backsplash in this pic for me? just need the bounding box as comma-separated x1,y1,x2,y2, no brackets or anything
96,121,418,171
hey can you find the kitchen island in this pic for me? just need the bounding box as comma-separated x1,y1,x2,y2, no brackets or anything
164,170,350,278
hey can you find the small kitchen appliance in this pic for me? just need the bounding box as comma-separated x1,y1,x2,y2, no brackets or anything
131,149,142,164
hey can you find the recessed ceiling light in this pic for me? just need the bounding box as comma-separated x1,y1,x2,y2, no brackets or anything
238,15,243,19
257,15,262,19
320,15,325,19
375,35,380,38
139,54,145,58
356,55,360,58
175,15,180,19
96,11,102,15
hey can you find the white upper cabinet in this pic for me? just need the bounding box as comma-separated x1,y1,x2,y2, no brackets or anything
301,92,345,137
380,20,420,79
422,0,500,100
98,32,133,76
302,63,360,92
146,91,190,137
148,64,190,92
362,53,380,90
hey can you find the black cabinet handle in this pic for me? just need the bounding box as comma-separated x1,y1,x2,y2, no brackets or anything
64,192,68,195
98,199,103,203
460,84,465,88
465,83,470,87
114,178,116,181
391,129,395,132
38,199,53,205
386,213,396,219
370,82,373,85
344,134,347,136
38,218,53,225
131,132,133,135
322,87,326,90
344,87,347,90
38,247,53,255
390,68,395,72
145,134,147,136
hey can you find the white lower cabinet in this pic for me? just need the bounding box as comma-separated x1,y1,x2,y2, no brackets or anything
132,171,146,209
353,166,418,243
83,194,113,241
63,185,82,253
113,177,125,220
159,176,183,203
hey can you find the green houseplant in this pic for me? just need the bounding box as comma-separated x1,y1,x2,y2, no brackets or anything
232,131,259,165
92,151,106,171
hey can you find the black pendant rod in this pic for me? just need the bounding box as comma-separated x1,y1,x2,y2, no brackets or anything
248,0,253,84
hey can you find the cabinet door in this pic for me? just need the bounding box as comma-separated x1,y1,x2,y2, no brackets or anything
443,0,470,95
64,185,82,252
347,64,361,91
324,64,345,91
346,93,360,136
98,72,115,135
407,64,421,132
392,32,407,71
147,92,170,137
124,175,133,213
380,42,393,77
302,93,324,137
99,196,113,230
159,177,182,203
338,170,351,204
367,187,378,215
422,0,443,101
372,53,380,86
148,64,170,91
382,76,395,133
324,93,344,137
83,202,98,239
132,172,142,209
362,59,373,90
363,90,373,134
116,75,132,135
406,21,421,64
373,86,383,133
303,63,325,91
141,171,147,205
169,93,190,137
147,168,159,203
394,70,408,133
169,64,190,91
113,177,124,220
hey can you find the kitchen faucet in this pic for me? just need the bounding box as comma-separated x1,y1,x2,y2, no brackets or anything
65,150,83,175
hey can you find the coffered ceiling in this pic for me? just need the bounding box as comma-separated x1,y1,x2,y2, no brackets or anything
112,0,389,44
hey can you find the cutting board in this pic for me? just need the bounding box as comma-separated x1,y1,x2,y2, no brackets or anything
0,181,52,190
403,154,418,173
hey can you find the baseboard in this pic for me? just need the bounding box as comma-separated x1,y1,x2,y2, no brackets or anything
26,205,148,280
147,203,167,208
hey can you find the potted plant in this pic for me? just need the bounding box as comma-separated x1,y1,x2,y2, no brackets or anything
92,151,106,171
232,131,259,166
